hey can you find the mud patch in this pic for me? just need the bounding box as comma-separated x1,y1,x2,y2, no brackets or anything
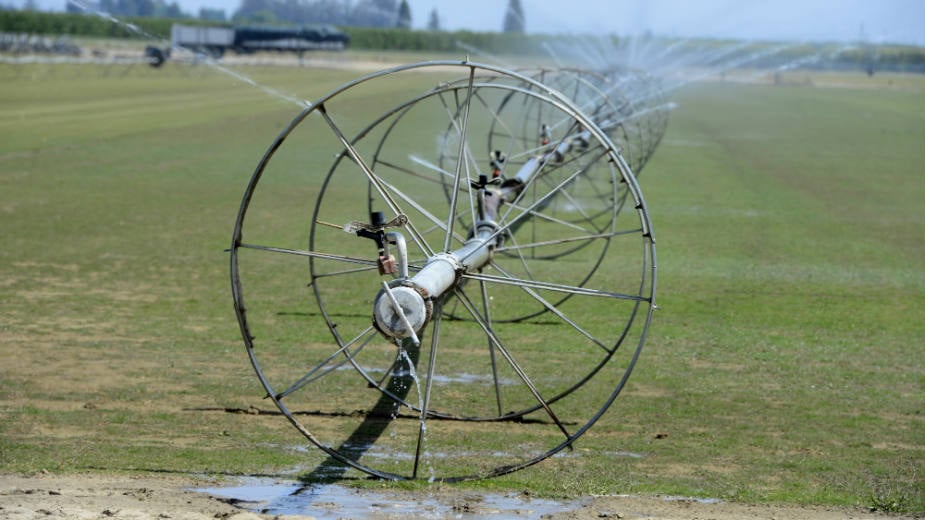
199,477,582,519
1,474,917,520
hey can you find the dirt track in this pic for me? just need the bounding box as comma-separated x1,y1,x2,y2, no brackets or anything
1,474,918,519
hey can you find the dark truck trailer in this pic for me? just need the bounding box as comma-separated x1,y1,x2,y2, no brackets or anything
233,25,349,52
169,24,349,58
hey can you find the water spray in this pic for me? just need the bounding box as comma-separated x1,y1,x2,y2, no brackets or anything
64,0,309,108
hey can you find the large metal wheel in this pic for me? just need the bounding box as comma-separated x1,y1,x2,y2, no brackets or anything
230,61,657,481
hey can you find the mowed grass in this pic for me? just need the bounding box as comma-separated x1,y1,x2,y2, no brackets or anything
627,76,925,511
0,60,923,513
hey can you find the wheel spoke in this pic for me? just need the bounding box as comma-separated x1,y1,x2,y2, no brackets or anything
529,148,615,225
374,175,468,250
238,242,377,268
453,288,572,440
377,157,451,186
317,104,402,217
472,89,517,152
478,275,504,417
497,231,537,281
497,150,610,243
435,88,508,180
444,66,477,253
502,197,603,235
496,263,611,353
494,229,641,254
274,326,379,400
463,267,648,303
309,264,380,280
457,149,609,268
413,299,443,478
318,104,436,258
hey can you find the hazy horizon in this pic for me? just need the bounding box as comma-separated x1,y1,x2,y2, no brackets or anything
17,0,925,47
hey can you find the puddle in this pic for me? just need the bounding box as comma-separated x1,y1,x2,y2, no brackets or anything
199,477,585,519
261,443,647,463
663,495,723,505
337,365,517,386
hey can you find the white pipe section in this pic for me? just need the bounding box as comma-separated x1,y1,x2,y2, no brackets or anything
373,223,497,340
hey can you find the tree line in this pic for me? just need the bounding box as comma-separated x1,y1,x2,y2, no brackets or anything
7,0,526,32
227,0,521,32
1,9,923,73
0,8,549,53
232,0,404,28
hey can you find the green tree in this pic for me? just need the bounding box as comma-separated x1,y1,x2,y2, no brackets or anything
243,8,277,23
351,0,396,27
115,0,137,16
164,1,183,17
502,0,524,33
136,0,155,16
427,7,439,31
395,0,410,29
198,7,225,21
232,0,270,22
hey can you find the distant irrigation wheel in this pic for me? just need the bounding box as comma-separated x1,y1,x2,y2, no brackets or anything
440,67,633,254
230,61,657,481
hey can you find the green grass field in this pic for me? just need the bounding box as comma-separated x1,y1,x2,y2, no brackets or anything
0,59,923,513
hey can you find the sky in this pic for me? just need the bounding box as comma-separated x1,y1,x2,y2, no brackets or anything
31,0,925,47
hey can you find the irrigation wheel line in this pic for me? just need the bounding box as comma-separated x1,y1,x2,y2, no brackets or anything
428,66,667,323
230,60,657,481
329,76,630,417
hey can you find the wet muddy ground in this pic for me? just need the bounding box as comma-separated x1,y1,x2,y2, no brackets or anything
2,474,918,520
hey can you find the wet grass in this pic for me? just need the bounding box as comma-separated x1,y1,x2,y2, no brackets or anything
0,61,923,514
